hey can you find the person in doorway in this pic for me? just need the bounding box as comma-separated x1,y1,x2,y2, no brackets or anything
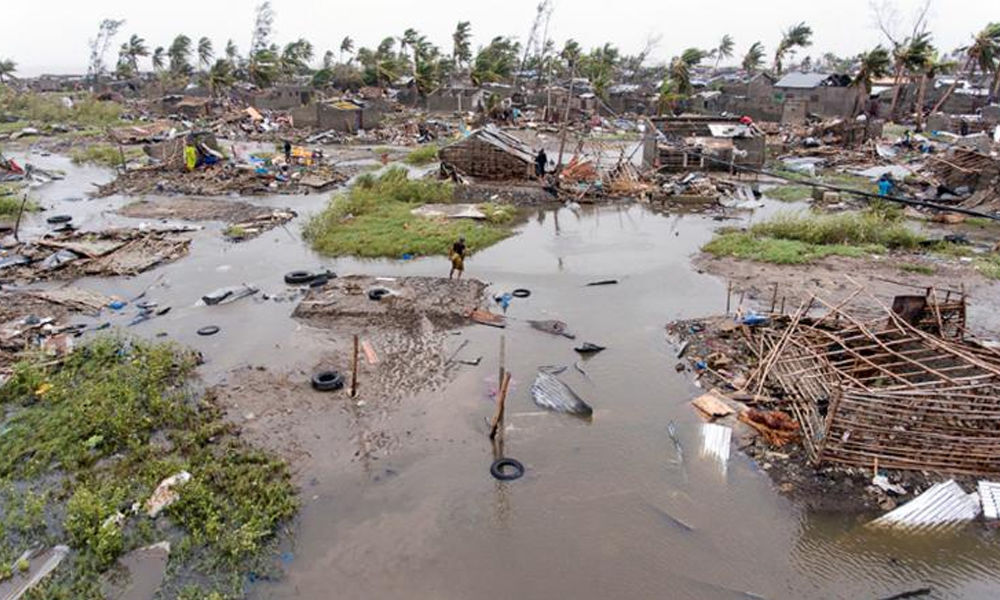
535,148,548,178
449,237,466,279
283,139,292,164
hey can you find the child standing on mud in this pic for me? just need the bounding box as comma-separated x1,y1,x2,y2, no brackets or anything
449,237,466,279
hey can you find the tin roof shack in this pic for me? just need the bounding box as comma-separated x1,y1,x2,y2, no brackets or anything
144,131,224,171
291,98,389,133
438,125,535,180
644,115,765,172
774,72,854,121
418,86,484,113
604,84,654,116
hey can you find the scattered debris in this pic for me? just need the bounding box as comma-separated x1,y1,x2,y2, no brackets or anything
700,423,732,472
0,545,70,600
201,284,259,306
869,480,980,532
530,369,593,417
527,319,575,339
691,389,735,419
100,541,170,600
574,342,605,354
145,471,191,518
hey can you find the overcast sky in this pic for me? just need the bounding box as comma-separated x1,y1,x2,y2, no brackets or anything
4,0,995,76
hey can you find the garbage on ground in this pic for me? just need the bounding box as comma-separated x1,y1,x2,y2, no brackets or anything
869,480,980,532
145,471,191,518
527,319,575,339
737,408,800,447
700,423,731,473
573,342,605,354
691,390,734,419
530,369,593,417
99,541,170,600
201,284,259,306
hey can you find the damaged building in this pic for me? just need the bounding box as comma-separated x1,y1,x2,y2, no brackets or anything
438,125,535,180
643,115,766,172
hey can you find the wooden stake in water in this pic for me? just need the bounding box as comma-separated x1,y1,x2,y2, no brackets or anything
725,280,732,314
498,334,506,385
350,334,359,398
13,193,29,242
489,371,512,441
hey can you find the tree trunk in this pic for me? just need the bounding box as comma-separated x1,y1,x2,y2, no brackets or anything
931,56,975,114
916,73,928,130
990,64,1000,103
887,64,904,122
852,84,865,118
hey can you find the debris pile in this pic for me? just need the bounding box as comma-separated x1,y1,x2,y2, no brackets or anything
94,162,346,197
0,228,192,283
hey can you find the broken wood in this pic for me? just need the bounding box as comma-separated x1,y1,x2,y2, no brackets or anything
350,334,359,398
489,371,512,441
361,340,378,365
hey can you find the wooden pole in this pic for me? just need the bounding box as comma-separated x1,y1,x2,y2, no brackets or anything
769,283,779,314
498,334,506,385
725,280,732,315
350,334,359,397
489,371,512,440
13,193,29,242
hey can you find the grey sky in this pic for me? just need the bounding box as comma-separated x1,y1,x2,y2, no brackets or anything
5,0,995,76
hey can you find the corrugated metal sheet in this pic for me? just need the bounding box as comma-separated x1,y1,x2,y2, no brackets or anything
700,423,731,473
979,481,1000,520
870,480,981,531
774,72,835,89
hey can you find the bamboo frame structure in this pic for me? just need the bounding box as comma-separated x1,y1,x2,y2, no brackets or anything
748,289,1000,475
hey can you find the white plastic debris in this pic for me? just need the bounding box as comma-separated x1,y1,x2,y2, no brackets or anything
700,423,731,476
145,471,191,518
872,475,907,496
870,480,980,531
978,481,1000,520
0,545,69,600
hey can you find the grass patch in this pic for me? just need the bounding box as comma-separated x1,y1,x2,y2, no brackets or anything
0,186,39,218
69,144,143,167
0,336,297,597
764,184,813,202
0,86,123,127
703,231,880,264
402,144,439,166
899,262,936,275
304,166,514,258
703,209,925,264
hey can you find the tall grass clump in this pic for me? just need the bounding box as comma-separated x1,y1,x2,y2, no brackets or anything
304,166,515,258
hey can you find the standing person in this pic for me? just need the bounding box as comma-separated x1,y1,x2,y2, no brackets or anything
535,148,548,179
449,237,466,280
283,139,292,164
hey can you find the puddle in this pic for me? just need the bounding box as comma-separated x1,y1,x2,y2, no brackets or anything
7,152,1000,599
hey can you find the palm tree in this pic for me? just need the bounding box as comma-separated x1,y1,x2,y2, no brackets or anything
280,38,314,78
204,58,235,96
658,56,692,115
887,32,933,121
452,21,472,72
742,42,765,74
560,39,582,75
932,23,1000,114
851,46,891,116
915,53,956,129
714,34,734,72
168,35,193,76
0,58,17,84
197,37,214,71
773,22,812,75
225,39,239,64
151,47,165,72
339,36,354,64
123,34,148,74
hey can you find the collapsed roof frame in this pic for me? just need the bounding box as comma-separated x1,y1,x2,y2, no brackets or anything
746,286,1000,475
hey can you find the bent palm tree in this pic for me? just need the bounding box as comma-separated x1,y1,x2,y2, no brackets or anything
0,58,17,84
887,32,933,121
773,23,812,75
915,53,956,129
932,23,1000,114
714,34,734,72
197,37,214,71
851,46,891,116
742,42,765,75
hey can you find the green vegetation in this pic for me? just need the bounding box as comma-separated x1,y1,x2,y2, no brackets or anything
402,144,440,166
0,86,123,127
0,337,297,597
929,242,1000,280
0,187,38,218
764,184,813,202
899,262,936,275
223,225,248,239
703,209,925,264
69,143,143,167
304,166,515,258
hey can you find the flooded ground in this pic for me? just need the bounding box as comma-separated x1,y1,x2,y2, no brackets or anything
7,146,1000,599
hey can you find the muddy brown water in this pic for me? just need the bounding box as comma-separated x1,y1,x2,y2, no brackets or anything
8,147,1000,599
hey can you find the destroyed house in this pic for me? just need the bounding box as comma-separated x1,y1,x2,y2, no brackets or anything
774,72,855,121
644,116,765,172
438,126,534,180
239,85,314,111
291,99,388,133
750,293,1000,475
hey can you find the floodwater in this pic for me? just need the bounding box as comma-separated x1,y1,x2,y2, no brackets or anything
8,147,1000,599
